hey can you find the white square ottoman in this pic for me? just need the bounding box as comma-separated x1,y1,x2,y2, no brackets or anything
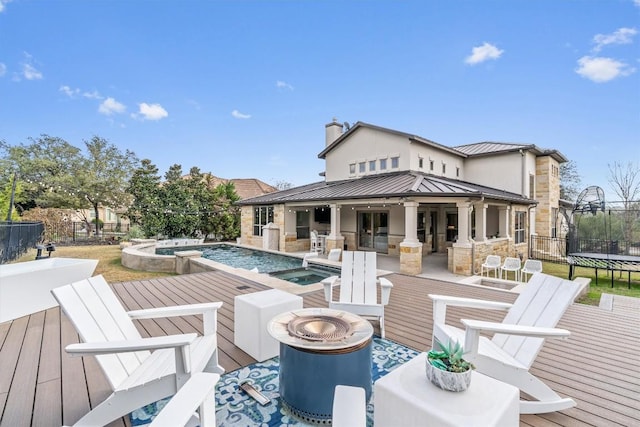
374,353,519,427
234,289,303,361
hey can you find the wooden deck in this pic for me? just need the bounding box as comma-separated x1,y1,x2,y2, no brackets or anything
1,270,639,426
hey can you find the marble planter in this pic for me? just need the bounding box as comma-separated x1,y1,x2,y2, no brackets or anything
425,357,472,392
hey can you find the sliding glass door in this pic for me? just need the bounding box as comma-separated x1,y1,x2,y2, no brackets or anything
358,211,388,253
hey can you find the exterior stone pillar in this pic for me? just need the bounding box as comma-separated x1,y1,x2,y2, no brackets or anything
400,241,422,275
175,250,202,275
499,206,511,238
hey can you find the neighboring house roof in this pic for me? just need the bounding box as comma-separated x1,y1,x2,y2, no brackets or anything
183,173,277,200
237,171,533,205
318,121,567,163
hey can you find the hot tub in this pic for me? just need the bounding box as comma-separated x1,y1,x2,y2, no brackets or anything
0,257,98,323
268,308,373,423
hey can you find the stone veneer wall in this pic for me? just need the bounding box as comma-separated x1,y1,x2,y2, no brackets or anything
535,156,561,238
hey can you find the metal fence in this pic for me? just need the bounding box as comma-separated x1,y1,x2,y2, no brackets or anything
45,221,130,245
529,235,639,264
0,221,45,264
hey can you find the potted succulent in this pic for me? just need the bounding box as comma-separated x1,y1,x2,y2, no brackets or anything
425,340,475,392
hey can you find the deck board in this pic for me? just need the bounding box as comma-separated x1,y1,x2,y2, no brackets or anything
1,270,639,426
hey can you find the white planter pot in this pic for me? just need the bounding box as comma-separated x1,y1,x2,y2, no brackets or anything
425,358,472,392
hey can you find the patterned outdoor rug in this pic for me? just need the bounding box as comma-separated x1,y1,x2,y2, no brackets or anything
130,336,420,426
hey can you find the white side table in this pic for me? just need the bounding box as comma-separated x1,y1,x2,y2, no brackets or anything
374,353,519,427
234,289,303,361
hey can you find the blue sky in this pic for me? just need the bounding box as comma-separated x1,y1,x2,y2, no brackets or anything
1,0,638,200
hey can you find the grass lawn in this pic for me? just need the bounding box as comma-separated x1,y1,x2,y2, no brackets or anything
12,246,639,306
14,244,174,283
541,261,640,305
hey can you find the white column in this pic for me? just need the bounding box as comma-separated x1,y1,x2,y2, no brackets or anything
529,207,536,236
475,202,488,242
455,202,471,245
329,204,341,238
402,201,419,243
499,206,511,238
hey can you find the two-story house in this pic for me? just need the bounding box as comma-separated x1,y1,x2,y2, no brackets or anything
237,119,566,276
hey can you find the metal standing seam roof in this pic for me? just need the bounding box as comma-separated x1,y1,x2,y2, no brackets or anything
236,171,534,205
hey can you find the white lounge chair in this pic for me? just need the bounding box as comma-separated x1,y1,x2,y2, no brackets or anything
521,259,543,282
481,255,501,277
322,251,393,338
500,256,522,281
150,372,219,427
51,275,224,427
430,272,580,414
327,248,342,262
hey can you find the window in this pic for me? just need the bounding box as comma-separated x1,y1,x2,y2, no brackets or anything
369,160,376,171
515,211,526,244
551,207,558,238
359,162,366,173
379,158,387,170
296,210,310,239
349,163,356,175
418,157,424,169
446,213,458,242
391,156,399,169
253,206,274,236
429,159,434,171
417,211,426,243
456,167,460,177
442,163,446,174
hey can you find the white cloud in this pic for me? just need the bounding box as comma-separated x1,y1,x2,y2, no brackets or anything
0,1,12,13
575,56,636,82
59,85,80,97
0,63,6,77
136,102,168,121
276,80,294,91
22,63,42,80
83,90,102,100
231,109,251,119
98,97,126,115
592,27,637,52
465,42,504,65
635,0,640,8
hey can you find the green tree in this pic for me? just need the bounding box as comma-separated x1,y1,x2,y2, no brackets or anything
206,181,241,241
560,160,582,201
126,159,164,237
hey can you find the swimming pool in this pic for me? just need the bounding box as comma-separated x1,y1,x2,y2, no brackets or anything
156,244,338,285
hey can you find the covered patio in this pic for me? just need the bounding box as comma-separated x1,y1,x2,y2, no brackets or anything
1,270,638,426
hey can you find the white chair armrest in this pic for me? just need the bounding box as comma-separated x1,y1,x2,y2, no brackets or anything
378,277,393,305
429,294,512,325
322,276,339,302
65,333,197,356
461,319,570,355
128,302,223,335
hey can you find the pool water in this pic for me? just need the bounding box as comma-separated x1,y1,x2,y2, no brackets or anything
156,244,338,285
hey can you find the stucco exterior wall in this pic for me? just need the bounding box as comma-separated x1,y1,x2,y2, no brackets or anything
409,142,464,180
464,152,524,195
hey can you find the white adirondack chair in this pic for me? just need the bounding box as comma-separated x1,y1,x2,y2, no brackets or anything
332,385,366,427
150,372,219,427
430,272,580,414
51,275,224,427
322,251,393,338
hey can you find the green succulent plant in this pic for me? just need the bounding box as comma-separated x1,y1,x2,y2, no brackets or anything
427,340,475,373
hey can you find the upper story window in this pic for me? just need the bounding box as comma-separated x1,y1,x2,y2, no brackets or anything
380,158,387,170
430,159,434,171
349,163,356,175
359,162,366,173
551,207,558,238
253,206,274,236
442,163,446,174
369,160,376,171
529,174,535,199
418,157,424,169
456,167,460,177
515,211,526,244
391,156,399,169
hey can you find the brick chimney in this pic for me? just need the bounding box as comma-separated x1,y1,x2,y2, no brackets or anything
325,117,343,147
